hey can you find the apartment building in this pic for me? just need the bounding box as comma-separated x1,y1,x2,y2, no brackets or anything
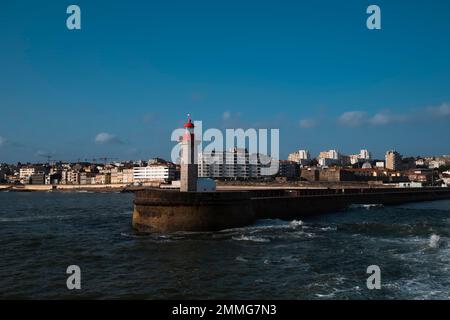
386,150,402,170
133,164,176,183
198,147,268,180
288,150,311,164
19,167,35,181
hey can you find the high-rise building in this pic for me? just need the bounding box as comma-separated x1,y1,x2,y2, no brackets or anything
359,149,371,160
319,149,340,160
199,147,268,179
318,149,340,167
385,150,402,170
350,149,372,165
288,150,310,162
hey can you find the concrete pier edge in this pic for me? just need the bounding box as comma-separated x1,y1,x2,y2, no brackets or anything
132,187,450,233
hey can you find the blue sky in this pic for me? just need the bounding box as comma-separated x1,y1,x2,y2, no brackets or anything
1,0,450,163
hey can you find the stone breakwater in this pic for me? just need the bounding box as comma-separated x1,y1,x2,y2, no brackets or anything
133,190,254,232
132,187,450,233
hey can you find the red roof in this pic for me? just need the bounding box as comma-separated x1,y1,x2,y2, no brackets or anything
184,115,194,128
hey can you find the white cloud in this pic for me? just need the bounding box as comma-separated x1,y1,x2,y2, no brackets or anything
427,103,450,117
94,132,122,144
338,111,367,127
0,136,6,147
369,112,409,125
369,113,391,125
299,118,316,129
338,110,410,127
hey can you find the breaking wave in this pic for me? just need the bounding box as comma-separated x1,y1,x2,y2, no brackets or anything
349,204,384,210
429,234,441,248
289,220,304,228
232,235,271,243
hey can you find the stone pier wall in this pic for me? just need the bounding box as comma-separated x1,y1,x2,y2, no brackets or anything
133,189,254,232
133,187,450,232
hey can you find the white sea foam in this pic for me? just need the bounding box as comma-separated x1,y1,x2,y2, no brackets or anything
221,219,286,233
349,203,383,210
289,220,304,228
320,226,337,231
235,256,248,262
315,293,336,298
429,234,441,248
232,235,270,243
120,232,139,238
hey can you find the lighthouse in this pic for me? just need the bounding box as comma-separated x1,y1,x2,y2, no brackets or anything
180,114,198,192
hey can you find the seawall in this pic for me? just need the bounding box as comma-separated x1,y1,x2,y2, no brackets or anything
0,184,152,192
133,189,254,232
133,187,450,232
251,188,450,220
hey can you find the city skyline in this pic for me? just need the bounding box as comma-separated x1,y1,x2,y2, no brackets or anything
2,0,450,163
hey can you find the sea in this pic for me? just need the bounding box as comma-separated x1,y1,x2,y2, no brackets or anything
1,191,450,299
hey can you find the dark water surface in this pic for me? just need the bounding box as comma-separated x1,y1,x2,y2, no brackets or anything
1,192,450,299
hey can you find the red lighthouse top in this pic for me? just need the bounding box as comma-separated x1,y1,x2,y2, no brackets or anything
184,114,194,128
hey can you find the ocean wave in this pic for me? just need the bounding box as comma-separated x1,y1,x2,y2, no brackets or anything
235,256,248,262
315,293,336,298
349,203,384,210
232,235,271,243
319,226,337,231
429,234,441,248
396,200,450,212
289,220,304,228
220,219,289,233
337,222,438,237
120,232,145,238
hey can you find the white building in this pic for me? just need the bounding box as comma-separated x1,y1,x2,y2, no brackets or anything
327,149,340,160
133,164,176,183
442,171,450,186
318,158,339,167
359,149,371,160
288,150,310,166
199,147,269,179
375,161,385,168
19,167,35,180
62,170,80,184
317,150,340,167
429,160,446,169
288,150,310,162
415,158,426,167
350,149,372,165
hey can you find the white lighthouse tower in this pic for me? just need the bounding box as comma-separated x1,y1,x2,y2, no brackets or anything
180,114,198,192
